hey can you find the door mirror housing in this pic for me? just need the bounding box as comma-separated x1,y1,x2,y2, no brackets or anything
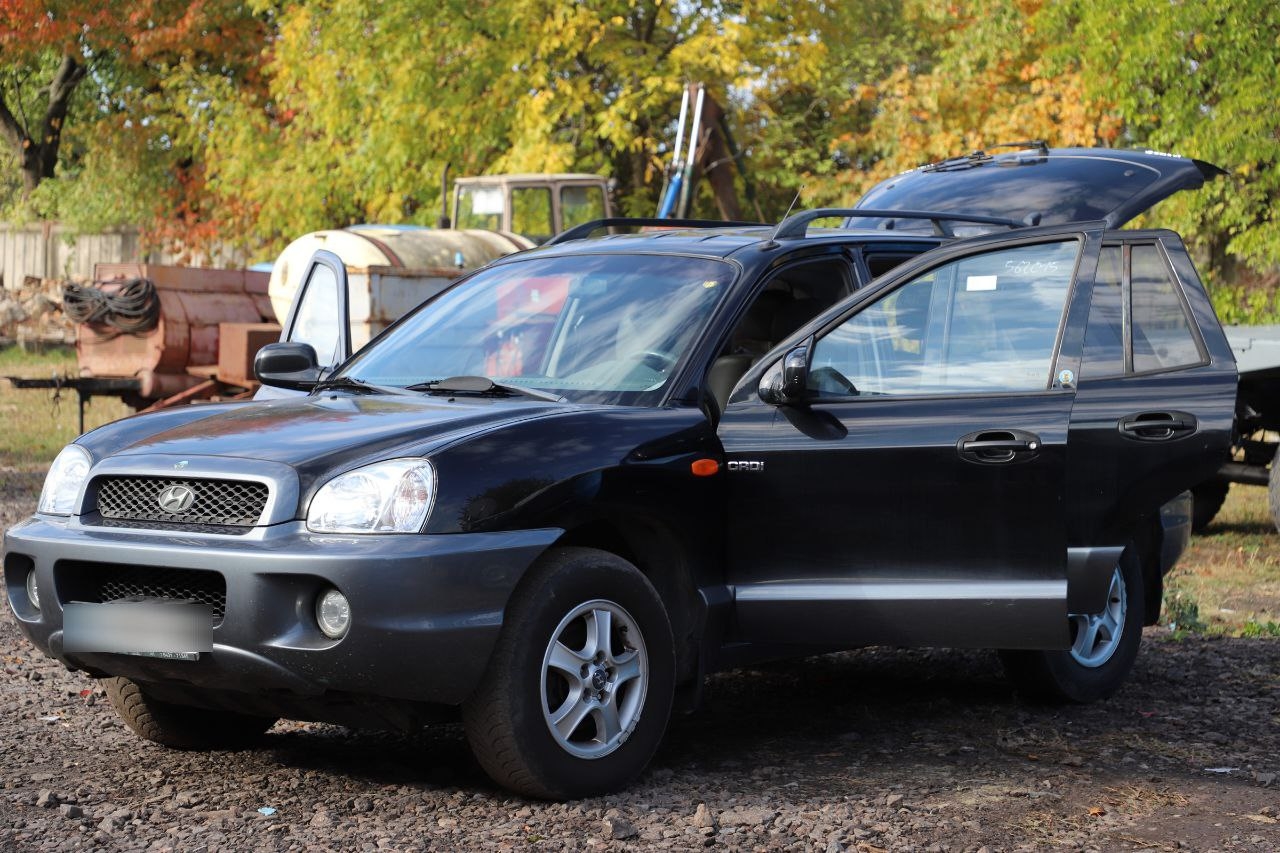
758,343,810,406
254,342,323,390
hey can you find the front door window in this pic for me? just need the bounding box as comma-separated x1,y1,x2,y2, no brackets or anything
809,241,1079,397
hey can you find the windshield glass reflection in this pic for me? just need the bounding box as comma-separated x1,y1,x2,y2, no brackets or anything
339,253,736,405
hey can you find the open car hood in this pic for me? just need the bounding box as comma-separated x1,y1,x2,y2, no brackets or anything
855,146,1226,231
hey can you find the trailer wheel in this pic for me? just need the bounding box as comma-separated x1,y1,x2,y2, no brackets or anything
1191,479,1229,533
1270,445,1280,535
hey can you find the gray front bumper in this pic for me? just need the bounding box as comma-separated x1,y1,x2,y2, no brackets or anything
4,516,559,706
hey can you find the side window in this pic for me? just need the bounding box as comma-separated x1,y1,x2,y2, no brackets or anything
1131,244,1201,372
289,263,342,367
706,258,854,410
455,186,503,231
511,187,553,243
1081,243,1202,379
809,241,1078,397
560,185,606,230
1081,246,1125,377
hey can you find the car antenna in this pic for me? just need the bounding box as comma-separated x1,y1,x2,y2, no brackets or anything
762,186,803,249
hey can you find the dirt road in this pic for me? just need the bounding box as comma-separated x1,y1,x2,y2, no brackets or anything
3,477,1279,852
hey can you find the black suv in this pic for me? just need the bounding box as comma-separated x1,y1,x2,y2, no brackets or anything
4,148,1237,799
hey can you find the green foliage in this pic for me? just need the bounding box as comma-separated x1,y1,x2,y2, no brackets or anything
1211,284,1280,326
1163,591,1206,634
1051,0,1280,281
1239,620,1280,638
3,0,1280,321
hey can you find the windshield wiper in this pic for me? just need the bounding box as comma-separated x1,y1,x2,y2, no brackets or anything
406,376,565,403
312,376,408,396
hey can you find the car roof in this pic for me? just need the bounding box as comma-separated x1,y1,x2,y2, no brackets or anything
516,224,946,262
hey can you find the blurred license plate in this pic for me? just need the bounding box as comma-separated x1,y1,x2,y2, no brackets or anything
64,599,212,660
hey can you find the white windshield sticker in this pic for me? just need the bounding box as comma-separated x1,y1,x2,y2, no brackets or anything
966,275,998,291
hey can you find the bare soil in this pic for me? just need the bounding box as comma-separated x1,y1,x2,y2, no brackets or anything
3,480,1279,852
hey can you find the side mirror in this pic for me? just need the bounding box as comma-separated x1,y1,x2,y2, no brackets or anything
254,342,322,390
758,343,810,406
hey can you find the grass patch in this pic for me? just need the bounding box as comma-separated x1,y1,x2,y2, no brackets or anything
0,343,77,372
0,344,133,470
1166,484,1280,636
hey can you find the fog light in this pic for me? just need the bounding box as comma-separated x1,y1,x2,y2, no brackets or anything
25,570,40,610
315,588,350,639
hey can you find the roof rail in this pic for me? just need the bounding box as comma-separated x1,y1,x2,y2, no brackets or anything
547,217,765,246
770,208,1024,240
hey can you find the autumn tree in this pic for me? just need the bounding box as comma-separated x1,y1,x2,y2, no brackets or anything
824,0,1122,203
1055,0,1280,297
0,1,272,252
204,0,918,250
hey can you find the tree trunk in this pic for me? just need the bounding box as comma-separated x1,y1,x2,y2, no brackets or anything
0,54,86,197
693,92,742,221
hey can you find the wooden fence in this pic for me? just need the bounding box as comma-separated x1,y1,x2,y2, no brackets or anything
0,223,250,289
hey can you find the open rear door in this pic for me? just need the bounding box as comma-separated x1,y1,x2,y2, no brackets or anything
855,146,1226,231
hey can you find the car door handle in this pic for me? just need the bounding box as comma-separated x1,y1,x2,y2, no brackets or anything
1118,411,1197,442
957,429,1041,464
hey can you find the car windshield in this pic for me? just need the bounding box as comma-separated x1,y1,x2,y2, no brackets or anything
337,253,737,405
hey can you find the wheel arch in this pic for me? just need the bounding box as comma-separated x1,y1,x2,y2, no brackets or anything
553,516,705,686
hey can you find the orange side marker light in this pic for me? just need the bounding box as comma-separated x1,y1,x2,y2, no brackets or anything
691,458,720,477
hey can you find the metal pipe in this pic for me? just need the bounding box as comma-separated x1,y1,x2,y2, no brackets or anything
677,85,706,218
438,163,452,229
657,87,691,218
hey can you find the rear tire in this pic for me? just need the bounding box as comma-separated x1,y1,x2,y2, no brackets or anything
1000,550,1144,703
1269,445,1280,535
103,677,276,749
462,547,675,800
1191,479,1229,533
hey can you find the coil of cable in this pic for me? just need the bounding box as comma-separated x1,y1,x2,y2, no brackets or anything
62,278,160,335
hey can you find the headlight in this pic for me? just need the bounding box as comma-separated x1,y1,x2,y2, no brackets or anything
307,458,436,533
37,445,92,516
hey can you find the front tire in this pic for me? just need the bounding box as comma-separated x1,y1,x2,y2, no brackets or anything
1000,550,1145,703
462,547,675,799
103,677,276,749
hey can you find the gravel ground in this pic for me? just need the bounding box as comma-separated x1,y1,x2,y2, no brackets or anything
3,477,1279,852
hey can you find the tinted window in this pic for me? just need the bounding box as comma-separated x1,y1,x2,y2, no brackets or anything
810,241,1078,396
289,263,341,367
857,154,1165,228
1082,246,1125,378
1131,244,1201,372
511,187,553,243
561,185,606,230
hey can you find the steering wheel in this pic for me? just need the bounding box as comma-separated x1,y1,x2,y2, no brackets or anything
809,365,859,396
627,350,677,372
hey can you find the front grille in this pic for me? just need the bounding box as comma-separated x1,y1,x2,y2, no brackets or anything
95,477,268,529
56,562,226,624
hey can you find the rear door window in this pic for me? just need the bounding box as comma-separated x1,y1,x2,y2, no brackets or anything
1131,244,1202,372
1081,242,1204,379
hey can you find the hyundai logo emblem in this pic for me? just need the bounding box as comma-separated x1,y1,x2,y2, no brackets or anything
157,485,196,514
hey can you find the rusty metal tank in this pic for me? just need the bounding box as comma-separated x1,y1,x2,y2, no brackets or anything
267,225,532,336
78,264,274,400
